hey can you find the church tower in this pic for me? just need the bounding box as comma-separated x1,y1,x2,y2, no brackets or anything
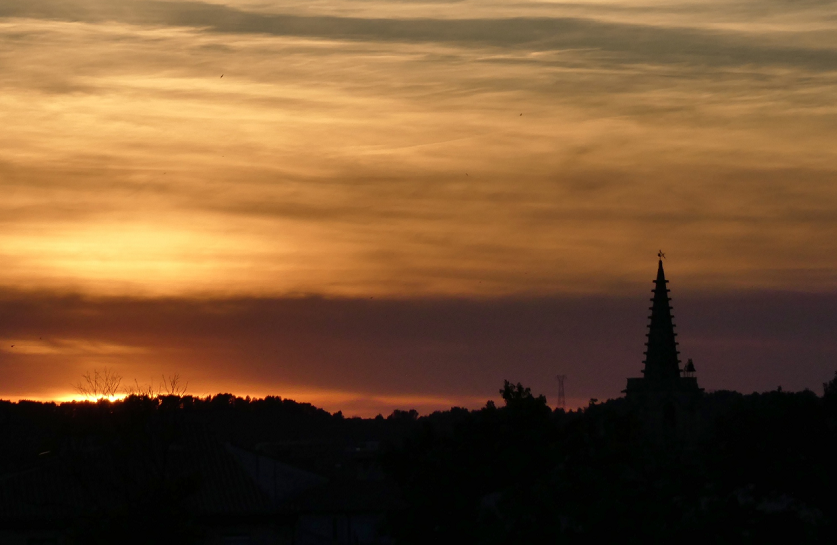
625,255,702,404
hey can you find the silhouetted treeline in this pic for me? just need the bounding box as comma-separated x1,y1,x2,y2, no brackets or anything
384,377,837,543
2,375,837,543
0,394,406,476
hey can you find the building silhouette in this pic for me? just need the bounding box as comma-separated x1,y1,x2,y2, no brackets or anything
624,257,702,432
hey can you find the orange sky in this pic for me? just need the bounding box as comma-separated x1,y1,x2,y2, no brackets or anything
1,0,836,414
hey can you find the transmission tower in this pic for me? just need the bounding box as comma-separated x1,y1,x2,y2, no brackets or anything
556,374,567,409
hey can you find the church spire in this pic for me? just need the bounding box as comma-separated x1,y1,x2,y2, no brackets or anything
624,253,702,404
642,257,681,382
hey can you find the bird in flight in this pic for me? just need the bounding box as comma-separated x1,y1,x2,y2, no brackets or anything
220,74,224,78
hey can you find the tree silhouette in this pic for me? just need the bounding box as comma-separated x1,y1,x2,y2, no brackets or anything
120,374,190,398
75,368,122,399
499,380,549,412
160,373,188,396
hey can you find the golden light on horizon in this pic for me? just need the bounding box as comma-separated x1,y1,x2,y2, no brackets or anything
2,0,837,412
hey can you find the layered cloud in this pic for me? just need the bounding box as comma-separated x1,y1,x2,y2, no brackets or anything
1,0,836,297
2,288,835,415
1,1,835,408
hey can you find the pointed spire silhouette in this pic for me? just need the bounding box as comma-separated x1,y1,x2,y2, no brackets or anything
642,258,681,382
624,255,702,404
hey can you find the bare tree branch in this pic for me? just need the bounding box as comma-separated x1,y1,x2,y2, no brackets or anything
123,378,158,398
160,373,188,396
81,370,189,400
75,368,123,400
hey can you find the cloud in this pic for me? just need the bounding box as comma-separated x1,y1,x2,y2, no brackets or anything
3,0,837,71
1,289,836,415
1,1,835,413
0,2,836,298
0,338,146,356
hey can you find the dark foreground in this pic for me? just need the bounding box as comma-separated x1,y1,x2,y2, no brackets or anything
2,377,836,544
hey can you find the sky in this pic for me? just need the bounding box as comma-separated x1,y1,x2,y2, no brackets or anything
1,0,836,415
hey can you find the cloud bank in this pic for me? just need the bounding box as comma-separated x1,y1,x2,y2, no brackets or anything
2,288,835,414
1,0,835,296
1,1,835,408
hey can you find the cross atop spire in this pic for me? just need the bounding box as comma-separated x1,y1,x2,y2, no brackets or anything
658,250,665,260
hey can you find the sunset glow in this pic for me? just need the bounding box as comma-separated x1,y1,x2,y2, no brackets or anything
2,0,836,414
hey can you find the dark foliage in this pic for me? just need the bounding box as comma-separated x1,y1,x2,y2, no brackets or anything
383,384,837,544
2,379,837,543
